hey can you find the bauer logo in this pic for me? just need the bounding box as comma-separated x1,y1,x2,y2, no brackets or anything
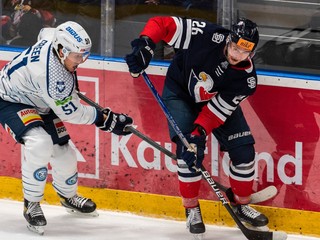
34,167,48,181
228,131,251,141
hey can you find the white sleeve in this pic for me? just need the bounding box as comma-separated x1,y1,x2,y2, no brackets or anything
42,90,98,125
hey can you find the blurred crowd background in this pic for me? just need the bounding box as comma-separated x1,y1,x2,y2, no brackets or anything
1,0,320,75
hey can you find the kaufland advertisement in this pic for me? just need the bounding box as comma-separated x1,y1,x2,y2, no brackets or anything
0,51,319,213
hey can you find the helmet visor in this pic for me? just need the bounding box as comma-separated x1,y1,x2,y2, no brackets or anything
67,51,90,63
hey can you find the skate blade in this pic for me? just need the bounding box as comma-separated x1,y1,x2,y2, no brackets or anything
243,223,270,232
65,208,99,217
235,222,270,232
191,233,204,240
27,224,45,235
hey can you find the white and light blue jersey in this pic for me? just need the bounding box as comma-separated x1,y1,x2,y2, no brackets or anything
0,39,97,125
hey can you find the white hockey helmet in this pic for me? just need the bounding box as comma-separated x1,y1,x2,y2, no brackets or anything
52,21,92,63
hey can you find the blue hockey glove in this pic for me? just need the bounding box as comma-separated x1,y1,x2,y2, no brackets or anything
181,134,206,172
96,108,133,136
125,36,156,77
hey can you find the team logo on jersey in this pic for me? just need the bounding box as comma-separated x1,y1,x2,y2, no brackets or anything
34,167,48,181
66,172,78,185
18,109,43,126
188,70,217,103
53,118,68,138
212,33,225,43
56,80,66,93
247,77,256,89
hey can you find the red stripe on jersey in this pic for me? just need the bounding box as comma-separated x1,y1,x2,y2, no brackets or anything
140,16,177,44
193,104,224,135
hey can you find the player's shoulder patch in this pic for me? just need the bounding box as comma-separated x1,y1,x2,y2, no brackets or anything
211,32,225,44
208,26,229,45
247,76,257,89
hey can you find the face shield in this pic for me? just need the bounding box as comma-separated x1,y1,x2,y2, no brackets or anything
67,51,90,64
62,47,91,64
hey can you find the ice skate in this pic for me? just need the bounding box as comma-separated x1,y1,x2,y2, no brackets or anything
23,199,47,235
226,188,269,231
232,204,269,231
185,205,205,240
58,193,99,217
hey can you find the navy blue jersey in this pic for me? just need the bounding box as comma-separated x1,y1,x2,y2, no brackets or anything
141,16,257,130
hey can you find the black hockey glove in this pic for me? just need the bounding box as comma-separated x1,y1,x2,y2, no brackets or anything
96,108,133,136
181,134,206,172
125,36,156,77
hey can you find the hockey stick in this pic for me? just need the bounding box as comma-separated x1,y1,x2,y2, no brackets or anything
76,91,232,193
140,71,286,240
76,91,176,158
76,91,279,203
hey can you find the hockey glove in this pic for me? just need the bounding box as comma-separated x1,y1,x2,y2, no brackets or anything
96,108,133,136
181,134,206,172
125,36,156,77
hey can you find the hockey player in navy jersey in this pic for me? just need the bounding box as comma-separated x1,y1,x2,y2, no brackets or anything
125,16,268,237
0,21,133,235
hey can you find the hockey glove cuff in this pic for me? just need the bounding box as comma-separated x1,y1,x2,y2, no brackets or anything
125,36,156,77
95,108,133,136
181,134,206,172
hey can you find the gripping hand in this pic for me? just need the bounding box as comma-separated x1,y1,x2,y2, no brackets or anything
96,108,133,136
125,36,156,77
181,134,206,172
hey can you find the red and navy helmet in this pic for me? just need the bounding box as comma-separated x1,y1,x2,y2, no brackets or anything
230,18,259,52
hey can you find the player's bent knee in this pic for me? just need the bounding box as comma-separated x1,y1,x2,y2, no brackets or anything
22,127,54,165
51,143,77,173
229,144,255,166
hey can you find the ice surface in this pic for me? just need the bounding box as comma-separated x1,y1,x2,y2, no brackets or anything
0,199,318,240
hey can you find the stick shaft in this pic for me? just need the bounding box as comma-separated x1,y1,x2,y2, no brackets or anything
140,72,272,240
76,91,177,159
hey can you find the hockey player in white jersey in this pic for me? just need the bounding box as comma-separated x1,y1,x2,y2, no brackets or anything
0,21,133,235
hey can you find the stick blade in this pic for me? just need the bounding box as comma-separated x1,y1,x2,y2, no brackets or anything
244,229,273,240
250,185,278,204
272,231,288,240
243,230,287,240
